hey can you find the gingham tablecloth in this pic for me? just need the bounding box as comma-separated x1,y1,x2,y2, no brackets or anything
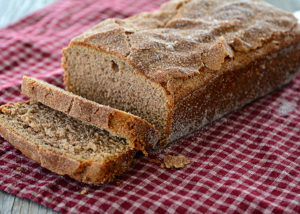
0,0,299,213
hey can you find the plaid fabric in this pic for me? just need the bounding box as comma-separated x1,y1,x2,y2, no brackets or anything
0,0,299,213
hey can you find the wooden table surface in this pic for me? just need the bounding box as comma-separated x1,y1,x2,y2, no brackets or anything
0,191,58,214
0,0,299,214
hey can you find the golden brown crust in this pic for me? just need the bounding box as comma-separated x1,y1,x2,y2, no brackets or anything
68,0,298,99
22,76,160,154
0,103,136,185
63,0,300,145
166,43,300,143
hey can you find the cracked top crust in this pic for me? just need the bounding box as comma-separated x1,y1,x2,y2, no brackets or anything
70,0,298,99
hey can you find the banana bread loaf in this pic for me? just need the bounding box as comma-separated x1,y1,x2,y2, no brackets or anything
0,102,136,185
21,76,160,153
63,0,300,146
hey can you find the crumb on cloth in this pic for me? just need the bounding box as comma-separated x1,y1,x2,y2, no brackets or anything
163,155,190,169
80,188,88,194
150,158,159,163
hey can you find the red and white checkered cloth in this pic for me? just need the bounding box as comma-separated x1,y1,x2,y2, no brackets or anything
0,0,299,213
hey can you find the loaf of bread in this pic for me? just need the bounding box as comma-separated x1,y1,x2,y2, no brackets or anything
0,77,160,184
0,102,135,185
63,0,300,146
22,76,160,153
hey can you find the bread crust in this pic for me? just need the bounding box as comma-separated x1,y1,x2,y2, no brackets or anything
66,0,298,99
167,43,300,143
0,102,136,185
63,0,300,144
22,76,160,154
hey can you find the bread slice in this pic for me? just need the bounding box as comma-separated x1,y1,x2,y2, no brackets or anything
62,0,300,146
0,102,136,185
21,76,160,153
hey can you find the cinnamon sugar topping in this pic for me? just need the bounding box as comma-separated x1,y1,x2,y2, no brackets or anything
72,0,297,85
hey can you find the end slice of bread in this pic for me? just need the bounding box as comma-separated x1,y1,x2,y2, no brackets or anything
0,102,136,185
21,76,160,154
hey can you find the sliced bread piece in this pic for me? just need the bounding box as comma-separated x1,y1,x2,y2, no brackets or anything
21,76,160,154
0,102,136,185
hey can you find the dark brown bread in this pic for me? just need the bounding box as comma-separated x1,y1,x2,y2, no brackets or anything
63,0,300,146
22,76,160,153
0,102,136,185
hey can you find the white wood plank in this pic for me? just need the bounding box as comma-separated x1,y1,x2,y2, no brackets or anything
11,196,27,214
0,191,59,214
0,191,16,214
265,0,300,12
28,199,58,214
0,0,58,28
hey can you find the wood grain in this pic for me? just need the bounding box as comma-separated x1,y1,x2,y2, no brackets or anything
0,0,58,28
265,0,300,12
0,191,58,214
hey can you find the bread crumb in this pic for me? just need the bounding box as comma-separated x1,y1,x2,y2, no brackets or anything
160,163,165,168
116,181,121,186
208,163,213,167
163,155,190,169
150,159,159,163
16,167,22,171
80,188,88,194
